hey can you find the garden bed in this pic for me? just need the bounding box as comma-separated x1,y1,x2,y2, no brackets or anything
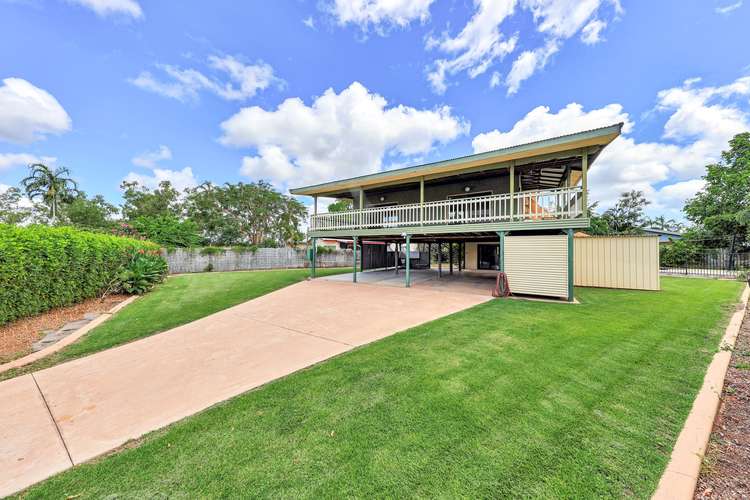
696,306,750,498
0,294,129,363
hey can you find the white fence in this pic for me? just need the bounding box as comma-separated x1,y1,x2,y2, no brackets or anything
310,187,583,231
163,247,355,274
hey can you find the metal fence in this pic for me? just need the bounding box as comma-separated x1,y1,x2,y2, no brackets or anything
660,250,750,278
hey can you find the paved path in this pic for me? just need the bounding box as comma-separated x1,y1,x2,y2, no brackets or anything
0,279,490,496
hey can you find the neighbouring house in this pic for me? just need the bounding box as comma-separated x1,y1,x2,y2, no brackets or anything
291,124,623,301
642,227,683,243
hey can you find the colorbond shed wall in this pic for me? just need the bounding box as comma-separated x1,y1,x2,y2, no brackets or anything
574,235,660,291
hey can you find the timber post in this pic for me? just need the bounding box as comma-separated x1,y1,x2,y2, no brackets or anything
405,235,411,287
497,231,505,273
567,228,574,302
353,236,358,283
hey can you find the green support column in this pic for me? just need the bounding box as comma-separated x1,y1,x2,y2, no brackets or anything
405,235,411,287
567,228,574,302
310,237,317,278
497,231,505,272
581,151,588,216
353,236,358,283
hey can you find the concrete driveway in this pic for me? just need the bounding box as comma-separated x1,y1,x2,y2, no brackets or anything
0,278,490,496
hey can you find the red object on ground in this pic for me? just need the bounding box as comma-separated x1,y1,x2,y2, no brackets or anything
492,272,511,297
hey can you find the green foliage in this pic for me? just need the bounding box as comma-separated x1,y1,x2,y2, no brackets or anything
315,245,335,254
120,180,182,220
602,190,649,233
659,239,701,267
115,251,168,295
63,193,118,230
0,224,159,325
0,187,32,225
199,246,225,256
684,132,750,250
20,163,80,222
327,199,353,213
184,181,307,247
128,215,201,247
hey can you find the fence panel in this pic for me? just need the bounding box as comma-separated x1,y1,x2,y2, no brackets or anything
574,235,660,291
660,250,750,278
163,247,354,274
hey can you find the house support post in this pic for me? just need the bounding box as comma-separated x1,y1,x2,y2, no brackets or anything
582,151,588,216
419,177,424,226
437,241,442,277
360,240,365,272
353,236,358,283
458,242,463,272
449,242,454,275
310,237,317,278
509,162,515,221
405,235,411,287
497,231,505,273
566,228,574,302
395,242,399,275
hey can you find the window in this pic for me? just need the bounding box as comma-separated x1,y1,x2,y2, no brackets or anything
477,244,499,270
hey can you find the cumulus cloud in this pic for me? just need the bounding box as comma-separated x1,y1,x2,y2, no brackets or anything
327,0,436,32
131,55,280,102
221,81,469,190
131,145,172,168
67,0,143,18
0,78,72,144
426,0,517,94
124,167,198,192
0,153,57,172
472,75,750,217
427,0,620,94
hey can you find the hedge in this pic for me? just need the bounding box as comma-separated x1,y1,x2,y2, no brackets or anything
0,224,160,325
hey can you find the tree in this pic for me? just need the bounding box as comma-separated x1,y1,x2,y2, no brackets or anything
184,181,307,246
120,180,182,220
586,201,611,235
63,193,118,230
684,132,750,256
602,190,650,233
646,215,683,232
327,199,353,212
0,187,33,225
20,163,79,222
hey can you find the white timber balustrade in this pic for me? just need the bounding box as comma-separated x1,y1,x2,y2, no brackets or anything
309,186,583,231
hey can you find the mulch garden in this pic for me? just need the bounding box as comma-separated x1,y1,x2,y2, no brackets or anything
696,305,750,498
0,294,129,364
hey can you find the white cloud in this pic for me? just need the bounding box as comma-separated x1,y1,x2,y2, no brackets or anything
328,0,436,32
303,16,316,29
580,18,606,44
0,153,56,172
131,55,279,102
715,1,742,14
427,0,621,94
0,78,72,144
490,71,502,88
67,0,143,18
221,81,469,189
426,0,517,94
505,39,558,95
131,145,172,168
472,76,750,216
124,167,198,191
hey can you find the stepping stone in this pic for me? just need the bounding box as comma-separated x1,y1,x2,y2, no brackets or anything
59,320,90,332
83,313,100,321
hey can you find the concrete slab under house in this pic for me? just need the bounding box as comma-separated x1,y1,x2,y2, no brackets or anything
292,124,624,301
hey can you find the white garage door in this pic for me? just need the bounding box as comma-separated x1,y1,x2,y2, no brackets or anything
505,235,568,298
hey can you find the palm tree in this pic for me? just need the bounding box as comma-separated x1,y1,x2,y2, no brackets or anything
21,163,79,222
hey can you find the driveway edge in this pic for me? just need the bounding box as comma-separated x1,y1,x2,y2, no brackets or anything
0,296,139,375
652,283,749,500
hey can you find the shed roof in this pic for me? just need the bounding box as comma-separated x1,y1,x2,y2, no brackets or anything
290,122,623,197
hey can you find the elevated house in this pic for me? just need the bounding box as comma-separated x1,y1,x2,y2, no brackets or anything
291,124,623,301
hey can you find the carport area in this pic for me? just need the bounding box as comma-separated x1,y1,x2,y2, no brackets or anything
322,268,498,297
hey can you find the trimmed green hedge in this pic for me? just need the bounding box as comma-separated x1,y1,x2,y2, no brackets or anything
0,224,160,325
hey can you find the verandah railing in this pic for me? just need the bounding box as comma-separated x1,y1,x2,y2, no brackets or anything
310,186,583,231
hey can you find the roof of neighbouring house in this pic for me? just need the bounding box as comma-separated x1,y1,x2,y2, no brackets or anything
290,123,623,197
642,228,683,237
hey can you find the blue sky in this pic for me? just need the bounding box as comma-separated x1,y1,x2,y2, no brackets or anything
0,0,748,220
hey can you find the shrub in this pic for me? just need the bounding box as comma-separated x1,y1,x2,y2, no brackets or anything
129,215,201,247
0,224,160,325
199,246,225,256
115,251,168,295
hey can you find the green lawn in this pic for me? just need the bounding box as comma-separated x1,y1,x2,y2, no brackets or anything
17,278,744,498
0,268,350,381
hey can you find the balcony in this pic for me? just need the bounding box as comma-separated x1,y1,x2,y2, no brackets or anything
310,186,584,232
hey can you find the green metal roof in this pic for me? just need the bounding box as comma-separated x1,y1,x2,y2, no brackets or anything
290,122,623,197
